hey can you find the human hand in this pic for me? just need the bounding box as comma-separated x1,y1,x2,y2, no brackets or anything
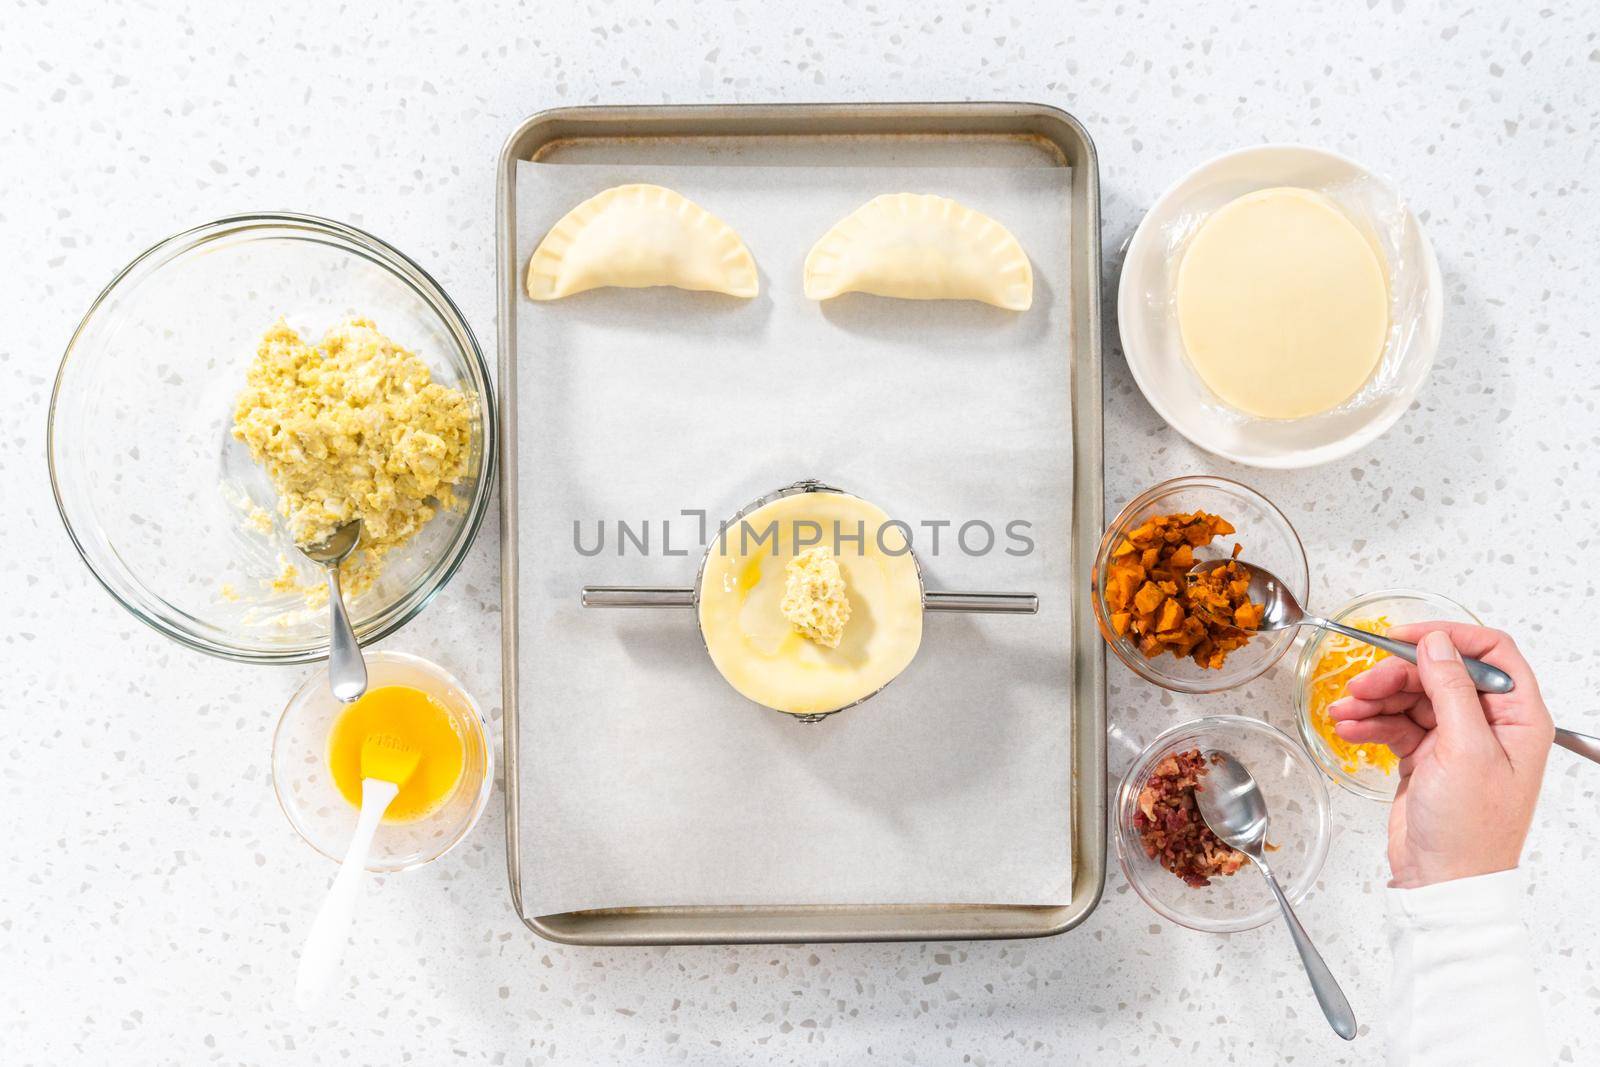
1327,623,1554,889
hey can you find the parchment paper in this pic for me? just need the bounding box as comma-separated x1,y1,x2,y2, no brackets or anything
514,161,1074,913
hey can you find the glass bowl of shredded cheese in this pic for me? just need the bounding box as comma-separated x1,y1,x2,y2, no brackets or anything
1293,589,1482,801
49,213,494,662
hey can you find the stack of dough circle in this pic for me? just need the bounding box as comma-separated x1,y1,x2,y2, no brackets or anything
1175,186,1390,420
697,490,925,716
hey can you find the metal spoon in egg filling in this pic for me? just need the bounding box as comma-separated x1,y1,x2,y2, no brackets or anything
581,480,1038,722
301,518,368,703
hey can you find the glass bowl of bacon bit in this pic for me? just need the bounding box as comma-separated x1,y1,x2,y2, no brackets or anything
1093,475,1309,693
1116,715,1332,932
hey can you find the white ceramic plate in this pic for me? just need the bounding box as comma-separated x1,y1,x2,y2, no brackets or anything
1117,144,1443,469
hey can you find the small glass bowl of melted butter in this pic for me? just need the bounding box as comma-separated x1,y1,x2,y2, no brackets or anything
272,651,492,871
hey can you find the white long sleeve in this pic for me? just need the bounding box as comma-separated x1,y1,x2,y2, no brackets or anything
1385,869,1547,1067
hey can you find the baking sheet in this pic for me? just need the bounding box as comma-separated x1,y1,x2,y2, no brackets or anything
514,160,1074,913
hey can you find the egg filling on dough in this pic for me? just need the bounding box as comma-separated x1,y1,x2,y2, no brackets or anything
698,491,923,716
232,317,472,605
780,546,852,649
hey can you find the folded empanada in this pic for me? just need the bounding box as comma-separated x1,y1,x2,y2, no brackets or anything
804,193,1032,310
526,184,758,300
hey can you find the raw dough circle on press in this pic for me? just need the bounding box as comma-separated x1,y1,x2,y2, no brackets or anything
697,490,924,716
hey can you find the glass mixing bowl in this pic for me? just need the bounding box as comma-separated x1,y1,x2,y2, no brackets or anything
1092,475,1309,693
1115,715,1331,932
48,213,495,662
272,652,493,872
1295,589,1482,802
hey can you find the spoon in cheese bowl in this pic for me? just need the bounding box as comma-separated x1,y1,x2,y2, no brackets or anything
1186,558,1515,695
294,731,420,1010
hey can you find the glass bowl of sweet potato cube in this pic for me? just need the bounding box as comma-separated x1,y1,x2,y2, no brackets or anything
1092,476,1309,693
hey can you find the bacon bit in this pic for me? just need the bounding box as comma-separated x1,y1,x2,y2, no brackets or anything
1131,748,1248,888
1103,511,1263,670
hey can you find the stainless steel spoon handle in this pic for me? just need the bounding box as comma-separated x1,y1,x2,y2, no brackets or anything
1555,727,1600,765
582,586,696,608
1308,618,1515,695
1254,857,1358,1041
325,565,367,703
579,587,1040,614
923,591,1038,614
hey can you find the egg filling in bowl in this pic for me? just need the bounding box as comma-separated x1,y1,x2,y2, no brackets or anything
697,490,924,716
232,316,474,606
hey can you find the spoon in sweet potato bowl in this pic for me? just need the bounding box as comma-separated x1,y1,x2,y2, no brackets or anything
1186,559,1515,694
1190,560,1600,768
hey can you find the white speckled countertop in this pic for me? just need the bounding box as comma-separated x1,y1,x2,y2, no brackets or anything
4,2,1598,1063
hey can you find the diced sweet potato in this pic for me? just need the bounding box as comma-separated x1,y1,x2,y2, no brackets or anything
1100,508,1264,671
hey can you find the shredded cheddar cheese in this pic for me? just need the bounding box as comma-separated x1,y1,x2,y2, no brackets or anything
1307,615,1399,775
